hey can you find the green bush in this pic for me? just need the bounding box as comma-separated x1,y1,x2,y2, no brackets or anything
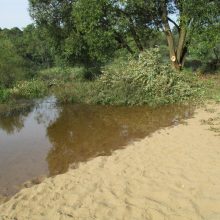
0,88,11,103
97,48,203,105
10,79,48,99
66,48,203,106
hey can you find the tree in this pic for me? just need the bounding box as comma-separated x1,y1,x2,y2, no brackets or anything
189,20,220,71
29,0,81,65
29,0,220,70
0,27,24,56
157,0,220,70
22,24,54,68
0,35,25,88
29,0,161,63
0,26,54,70
72,0,159,57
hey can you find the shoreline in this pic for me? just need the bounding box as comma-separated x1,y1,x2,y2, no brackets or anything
0,102,220,219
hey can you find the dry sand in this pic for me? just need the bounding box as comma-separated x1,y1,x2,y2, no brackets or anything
0,103,220,220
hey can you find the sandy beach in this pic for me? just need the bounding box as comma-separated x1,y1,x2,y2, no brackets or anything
0,103,220,220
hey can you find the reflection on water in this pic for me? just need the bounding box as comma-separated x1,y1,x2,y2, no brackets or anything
0,104,33,134
46,104,195,175
0,97,195,196
0,97,60,196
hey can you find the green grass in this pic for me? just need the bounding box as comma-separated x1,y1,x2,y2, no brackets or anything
201,73,220,103
10,79,48,99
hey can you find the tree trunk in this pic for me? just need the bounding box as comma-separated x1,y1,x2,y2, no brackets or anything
164,29,181,70
176,27,187,64
161,1,188,71
129,20,144,51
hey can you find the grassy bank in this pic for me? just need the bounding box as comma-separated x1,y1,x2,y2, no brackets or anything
0,80,48,103
0,49,219,107
201,74,220,103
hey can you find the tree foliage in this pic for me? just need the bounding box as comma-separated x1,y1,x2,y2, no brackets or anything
22,24,54,68
0,35,25,88
28,0,220,70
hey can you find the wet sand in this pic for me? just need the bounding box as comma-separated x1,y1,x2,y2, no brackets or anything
0,103,220,220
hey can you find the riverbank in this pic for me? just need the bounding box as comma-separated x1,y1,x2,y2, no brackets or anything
0,102,220,220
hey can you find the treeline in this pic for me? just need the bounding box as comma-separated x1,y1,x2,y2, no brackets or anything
0,25,53,88
0,23,166,90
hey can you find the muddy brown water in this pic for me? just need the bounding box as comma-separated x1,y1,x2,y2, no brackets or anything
0,97,195,196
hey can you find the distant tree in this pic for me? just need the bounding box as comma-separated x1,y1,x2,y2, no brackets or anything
22,24,54,68
0,36,25,88
1,27,23,40
29,0,81,65
0,26,54,69
0,27,24,55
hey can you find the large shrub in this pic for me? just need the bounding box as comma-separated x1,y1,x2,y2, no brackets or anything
84,48,203,106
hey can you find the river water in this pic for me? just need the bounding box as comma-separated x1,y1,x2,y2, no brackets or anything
0,97,195,196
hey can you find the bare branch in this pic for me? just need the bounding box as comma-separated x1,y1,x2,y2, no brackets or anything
167,17,180,32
